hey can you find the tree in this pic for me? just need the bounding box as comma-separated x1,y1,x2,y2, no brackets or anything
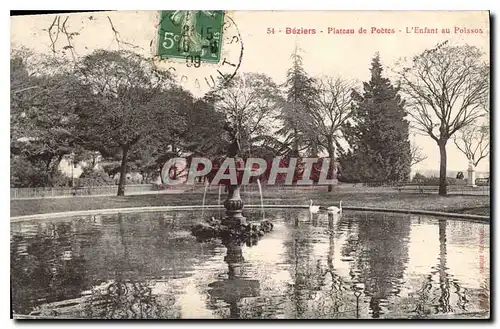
301,77,356,191
343,54,411,184
207,72,282,158
177,98,228,157
279,46,318,156
453,123,490,168
410,142,427,167
395,41,489,195
124,88,229,183
11,49,84,187
74,50,180,196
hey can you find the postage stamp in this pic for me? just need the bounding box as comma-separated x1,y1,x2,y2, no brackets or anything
152,10,244,93
156,10,225,63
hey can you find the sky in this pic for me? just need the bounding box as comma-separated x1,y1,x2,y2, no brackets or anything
10,10,490,174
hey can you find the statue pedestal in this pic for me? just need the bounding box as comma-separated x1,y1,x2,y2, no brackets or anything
467,165,476,187
222,185,246,226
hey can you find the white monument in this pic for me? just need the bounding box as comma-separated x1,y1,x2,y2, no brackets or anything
467,160,476,187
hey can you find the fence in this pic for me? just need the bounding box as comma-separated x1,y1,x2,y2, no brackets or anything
394,182,490,196
10,184,158,199
10,180,490,199
10,182,230,199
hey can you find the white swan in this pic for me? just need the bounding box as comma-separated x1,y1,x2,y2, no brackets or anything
327,201,342,214
309,199,320,213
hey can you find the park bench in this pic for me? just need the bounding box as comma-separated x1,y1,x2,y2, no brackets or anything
395,183,441,194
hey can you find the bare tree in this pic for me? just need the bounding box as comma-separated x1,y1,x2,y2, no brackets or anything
409,133,427,167
453,124,490,168
395,41,489,195
410,143,427,167
301,77,356,192
208,72,282,157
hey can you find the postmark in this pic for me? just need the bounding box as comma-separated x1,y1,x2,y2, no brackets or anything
151,11,244,94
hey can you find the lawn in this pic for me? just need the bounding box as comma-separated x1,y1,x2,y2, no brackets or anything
10,185,490,217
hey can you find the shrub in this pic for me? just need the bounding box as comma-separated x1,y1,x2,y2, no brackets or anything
77,167,114,187
412,173,426,183
11,157,71,188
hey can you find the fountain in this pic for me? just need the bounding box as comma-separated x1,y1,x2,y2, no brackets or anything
201,180,209,218
217,184,222,217
217,184,222,207
190,122,274,246
257,178,265,220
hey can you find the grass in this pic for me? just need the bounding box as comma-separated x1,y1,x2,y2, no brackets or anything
10,186,490,217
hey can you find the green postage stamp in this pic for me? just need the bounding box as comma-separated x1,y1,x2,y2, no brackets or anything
156,10,225,64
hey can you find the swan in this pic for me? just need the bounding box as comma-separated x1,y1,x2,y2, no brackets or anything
309,199,320,213
327,201,342,214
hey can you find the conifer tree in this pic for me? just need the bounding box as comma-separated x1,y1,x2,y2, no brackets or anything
341,53,411,183
278,46,318,156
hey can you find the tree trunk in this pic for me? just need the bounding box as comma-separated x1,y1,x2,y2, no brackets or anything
438,140,447,195
45,160,54,187
292,128,299,157
327,142,335,193
117,145,129,196
91,154,98,169
327,159,334,192
46,154,64,187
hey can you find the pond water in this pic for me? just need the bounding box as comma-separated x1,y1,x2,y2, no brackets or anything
11,209,490,319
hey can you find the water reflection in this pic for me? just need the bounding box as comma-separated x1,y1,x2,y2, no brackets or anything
11,210,490,319
347,213,411,318
82,279,177,319
81,214,180,319
11,220,92,315
404,219,483,318
207,241,260,319
283,213,365,319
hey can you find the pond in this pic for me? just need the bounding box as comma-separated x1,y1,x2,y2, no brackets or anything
10,209,490,319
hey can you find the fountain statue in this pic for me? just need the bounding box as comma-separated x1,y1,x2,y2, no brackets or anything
191,121,274,245
221,122,246,226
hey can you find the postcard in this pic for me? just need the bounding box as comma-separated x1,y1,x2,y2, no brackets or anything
10,10,490,319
